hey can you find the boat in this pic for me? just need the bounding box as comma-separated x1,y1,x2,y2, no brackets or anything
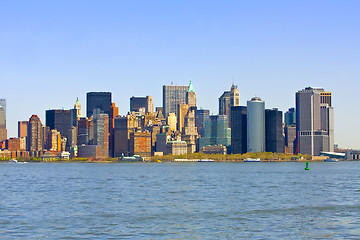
244,158,261,162
324,158,339,162
198,159,215,162
118,154,143,162
8,159,18,163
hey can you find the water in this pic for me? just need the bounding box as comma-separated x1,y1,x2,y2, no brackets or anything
1,162,360,239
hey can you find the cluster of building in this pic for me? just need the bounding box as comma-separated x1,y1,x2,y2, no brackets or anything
1,82,358,160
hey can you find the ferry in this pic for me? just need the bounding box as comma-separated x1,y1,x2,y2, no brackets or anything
8,159,18,163
244,158,261,162
118,154,143,162
198,159,215,162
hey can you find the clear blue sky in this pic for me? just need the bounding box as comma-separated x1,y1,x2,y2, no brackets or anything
1,0,359,149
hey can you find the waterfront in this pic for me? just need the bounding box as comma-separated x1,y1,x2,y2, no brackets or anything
1,162,360,239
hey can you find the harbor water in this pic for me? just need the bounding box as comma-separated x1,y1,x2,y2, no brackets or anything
1,161,360,239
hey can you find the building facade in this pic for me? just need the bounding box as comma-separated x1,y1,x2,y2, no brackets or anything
86,92,112,118
219,84,240,127
231,106,247,154
130,96,154,113
265,109,285,153
162,84,188,117
247,97,265,153
295,87,334,156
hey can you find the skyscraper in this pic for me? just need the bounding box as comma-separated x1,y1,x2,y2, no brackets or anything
295,87,334,156
247,97,265,153
162,84,188,117
93,109,109,157
45,109,77,149
198,115,231,150
130,96,154,113
265,109,284,153
219,84,240,127
27,115,43,153
0,106,6,142
285,108,296,126
0,99,6,115
86,92,112,118
231,106,247,154
195,109,210,137
74,97,82,118
18,121,28,138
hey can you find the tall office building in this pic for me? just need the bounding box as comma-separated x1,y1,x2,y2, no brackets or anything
46,109,77,149
247,97,265,153
86,92,112,118
285,108,296,126
195,109,210,137
295,87,334,155
198,115,231,150
231,106,247,154
18,121,28,138
0,106,6,142
130,96,154,113
27,115,43,152
162,84,188,117
0,99,6,115
265,109,285,153
74,97,82,118
113,114,138,157
219,84,240,127
93,109,109,157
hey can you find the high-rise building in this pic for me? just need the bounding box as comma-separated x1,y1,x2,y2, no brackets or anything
45,109,77,149
0,106,6,142
265,109,285,153
167,113,177,131
93,109,109,157
195,109,210,137
285,125,296,154
285,108,296,126
86,92,112,118
295,87,334,156
27,115,43,152
113,114,138,157
198,115,231,150
77,117,90,145
109,102,119,157
186,80,196,108
219,84,240,127
231,106,247,154
130,96,154,113
74,97,82,118
0,99,6,115
162,84,188,117
18,121,28,138
129,131,152,157
247,97,265,153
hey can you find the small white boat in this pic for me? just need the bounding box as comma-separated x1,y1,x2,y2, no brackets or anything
244,158,261,162
8,159,18,163
324,158,339,162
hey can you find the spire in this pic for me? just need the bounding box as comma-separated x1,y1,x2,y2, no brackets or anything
188,79,195,93
76,97,80,104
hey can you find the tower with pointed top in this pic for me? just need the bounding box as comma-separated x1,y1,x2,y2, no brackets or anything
186,80,196,108
74,97,82,118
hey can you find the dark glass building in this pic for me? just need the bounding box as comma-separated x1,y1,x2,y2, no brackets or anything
86,92,112,118
265,108,284,153
195,109,210,137
46,109,77,148
231,106,247,154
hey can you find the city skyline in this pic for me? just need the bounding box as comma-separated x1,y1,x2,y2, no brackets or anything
1,1,359,149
